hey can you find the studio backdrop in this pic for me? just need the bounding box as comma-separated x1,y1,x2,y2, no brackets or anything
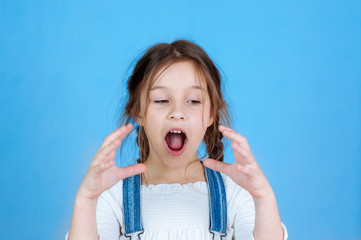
0,1,360,240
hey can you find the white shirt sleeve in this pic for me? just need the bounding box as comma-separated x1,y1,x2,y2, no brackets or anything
96,193,121,239
65,193,121,240
232,188,256,240
232,187,288,240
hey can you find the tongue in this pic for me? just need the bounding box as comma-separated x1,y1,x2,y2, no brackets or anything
166,133,184,150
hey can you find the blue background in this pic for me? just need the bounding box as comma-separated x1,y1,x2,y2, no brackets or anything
1,1,360,239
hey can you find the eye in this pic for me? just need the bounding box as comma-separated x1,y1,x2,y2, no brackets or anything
154,100,169,104
188,99,201,105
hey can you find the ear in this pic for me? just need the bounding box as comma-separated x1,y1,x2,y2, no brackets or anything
135,117,142,126
135,115,144,126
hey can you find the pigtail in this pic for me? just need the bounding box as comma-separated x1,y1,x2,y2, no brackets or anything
136,125,149,164
204,116,224,162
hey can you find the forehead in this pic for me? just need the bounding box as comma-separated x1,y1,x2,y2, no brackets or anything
151,61,207,91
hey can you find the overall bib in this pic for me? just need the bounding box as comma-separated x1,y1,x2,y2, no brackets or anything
122,161,228,240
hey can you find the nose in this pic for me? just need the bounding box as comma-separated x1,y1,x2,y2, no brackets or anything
168,103,185,120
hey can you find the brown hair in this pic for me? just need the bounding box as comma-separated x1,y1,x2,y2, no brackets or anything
117,39,232,185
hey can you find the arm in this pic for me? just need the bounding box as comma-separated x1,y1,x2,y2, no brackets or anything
68,192,99,240
66,123,146,240
232,185,288,240
252,188,284,240
203,124,288,240
66,190,121,240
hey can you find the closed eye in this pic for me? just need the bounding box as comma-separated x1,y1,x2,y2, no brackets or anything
154,100,169,104
154,100,201,104
188,100,201,104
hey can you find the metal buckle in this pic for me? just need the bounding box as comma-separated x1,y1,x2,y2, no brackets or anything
123,229,144,240
209,228,228,240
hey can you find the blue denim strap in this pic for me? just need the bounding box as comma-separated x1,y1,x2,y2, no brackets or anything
122,163,227,239
122,174,144,239
202,161,228,238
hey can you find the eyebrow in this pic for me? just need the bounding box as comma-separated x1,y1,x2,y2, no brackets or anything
150,85,207,92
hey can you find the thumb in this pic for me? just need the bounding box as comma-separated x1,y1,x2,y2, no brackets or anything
118,163,147,180
203,158,231,175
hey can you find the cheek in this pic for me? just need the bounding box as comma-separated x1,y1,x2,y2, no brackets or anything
191,114,209,140
144,108,163,136
201,106,212,127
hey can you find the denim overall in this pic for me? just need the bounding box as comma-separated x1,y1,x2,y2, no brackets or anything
122,161,228,240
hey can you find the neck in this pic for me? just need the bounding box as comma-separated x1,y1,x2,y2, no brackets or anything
141,154,206,186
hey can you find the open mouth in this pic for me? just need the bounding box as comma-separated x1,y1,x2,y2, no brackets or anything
165,129,187,154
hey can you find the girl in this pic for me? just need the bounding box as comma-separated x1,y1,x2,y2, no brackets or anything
66,40,288,240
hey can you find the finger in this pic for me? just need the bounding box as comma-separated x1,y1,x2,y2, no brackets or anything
104,149,117,161
93,159,115,174
236,163,253,177
202,158,232,175
219,125,244,139
101,123,132,148
96,139,121,159
100,123,133,149
92,148,117,167
221,129,247,146
219,124,236,132
117,163,147,180
221,130,251,152
231,142,254,165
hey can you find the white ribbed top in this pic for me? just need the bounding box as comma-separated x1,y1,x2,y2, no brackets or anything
140,181,209,228
65,173,288,240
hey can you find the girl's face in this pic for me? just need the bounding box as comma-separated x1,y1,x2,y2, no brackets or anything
140,61,213,168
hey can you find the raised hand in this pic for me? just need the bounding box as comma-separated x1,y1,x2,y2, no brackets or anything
203,125,272,199
77,123,147,200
